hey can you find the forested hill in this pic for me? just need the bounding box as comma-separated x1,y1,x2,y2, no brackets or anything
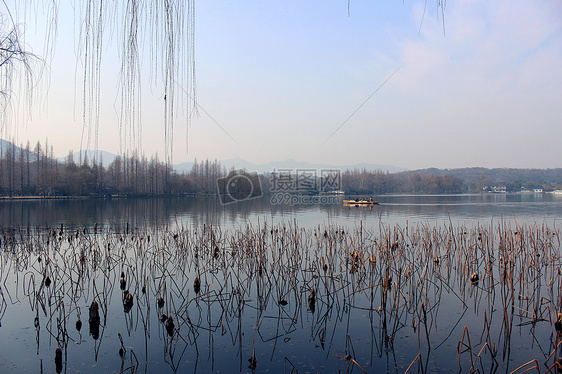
407,167,562,192
1,138,561,196
336,168,562,194
341,167,562,195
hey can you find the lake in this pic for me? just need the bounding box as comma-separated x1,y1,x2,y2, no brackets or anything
1,194,562,373
1,193,561,230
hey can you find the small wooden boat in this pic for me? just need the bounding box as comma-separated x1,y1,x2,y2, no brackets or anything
343,199,379,206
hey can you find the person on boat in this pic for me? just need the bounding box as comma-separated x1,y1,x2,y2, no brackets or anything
369,197,373,203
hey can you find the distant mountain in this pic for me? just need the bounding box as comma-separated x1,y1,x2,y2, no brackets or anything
218,158,405,174
58,150,119,166
0,139,17,157
401,167,562,188
95,156,404,174
0,139,38,161
1,139,405,173
221,158,260,172
174,158,405,174
174,161,195,174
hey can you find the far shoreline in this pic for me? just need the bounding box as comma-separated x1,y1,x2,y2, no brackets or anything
1,190,560,203
0,195,90,201
0,193,210,201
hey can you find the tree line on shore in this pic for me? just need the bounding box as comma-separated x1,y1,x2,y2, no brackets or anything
1,140,561,197
0,140,224,197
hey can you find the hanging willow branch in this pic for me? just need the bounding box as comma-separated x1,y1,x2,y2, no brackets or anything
3,1,448,165
75,0,105,164
0,4,44,137
119,0,142,161
1,0,196,165
74,0,197,165
146,0,197,165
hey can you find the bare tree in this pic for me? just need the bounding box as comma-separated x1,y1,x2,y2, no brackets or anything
2,0,197,163
0,9,41,131
18,142,24,195
2,1,445,163
25,141,31,193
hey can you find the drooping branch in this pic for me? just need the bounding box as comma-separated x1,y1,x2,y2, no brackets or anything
0,19,40,134
75,0,197,165
75,0,106,164
3,0,197,165
146,0,197,165
0,0,56,140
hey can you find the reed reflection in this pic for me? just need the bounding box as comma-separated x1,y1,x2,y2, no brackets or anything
1,220,561,372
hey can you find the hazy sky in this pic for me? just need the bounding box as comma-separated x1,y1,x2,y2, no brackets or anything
9,0,562,170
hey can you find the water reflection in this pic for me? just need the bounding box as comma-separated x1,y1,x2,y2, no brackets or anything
1,221,562,373
1,194,561,230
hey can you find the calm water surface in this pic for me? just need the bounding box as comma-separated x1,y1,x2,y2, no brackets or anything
1,194,561,373
1,193,561,229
